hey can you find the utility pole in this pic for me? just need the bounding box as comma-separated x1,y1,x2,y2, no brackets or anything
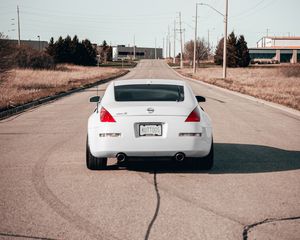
166,36,168,59
179,12,183,69
163,37,164,58
223,0,228,79
208,29,210,50
17,5,20,46
193,3,198,73
168,26,171,58
166,32,168,58
155,38,157,59
169,35,171,59
133,35,136,60
173,19,176,63
183,29,186,47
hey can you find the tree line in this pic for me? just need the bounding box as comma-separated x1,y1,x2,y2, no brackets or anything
46,35,97,66
182,31,250,68
0,33,113,82
0,30,251,82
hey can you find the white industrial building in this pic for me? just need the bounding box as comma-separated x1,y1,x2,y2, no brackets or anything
112,45,163,61
249,36,300,63
256,36,300,48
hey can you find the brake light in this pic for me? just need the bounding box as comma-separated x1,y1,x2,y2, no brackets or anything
185,107,200,122
100,107,116,122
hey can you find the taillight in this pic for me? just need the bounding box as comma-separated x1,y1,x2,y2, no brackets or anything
185,107,200,122
100,107,116,122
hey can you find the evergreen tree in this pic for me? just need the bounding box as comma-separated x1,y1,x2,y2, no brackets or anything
54,36,64,63
71,35,81,64
81,39,97,66
236,35,250,67
46,37,55,57
214,37,224,65
226,31,238,67
102,40,108,48
62,35,72,63
214,32,238,67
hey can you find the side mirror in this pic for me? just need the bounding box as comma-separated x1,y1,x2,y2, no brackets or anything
196,96,206,102
90,96,100,102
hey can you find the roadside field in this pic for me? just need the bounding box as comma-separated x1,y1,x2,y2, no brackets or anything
176,65,300,111
0,64,128,111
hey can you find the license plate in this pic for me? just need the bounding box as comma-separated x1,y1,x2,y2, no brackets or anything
139,124,162,136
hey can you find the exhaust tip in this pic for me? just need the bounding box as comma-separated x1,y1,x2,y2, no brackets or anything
174,152,185,162
116,153,126,162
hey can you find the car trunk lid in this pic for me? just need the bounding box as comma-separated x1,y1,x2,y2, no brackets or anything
102,102,195,117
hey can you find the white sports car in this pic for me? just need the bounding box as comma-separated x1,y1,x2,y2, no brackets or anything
87,79,213,170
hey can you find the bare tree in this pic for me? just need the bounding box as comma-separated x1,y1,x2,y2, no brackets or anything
184,38,209,66
0,33,15,82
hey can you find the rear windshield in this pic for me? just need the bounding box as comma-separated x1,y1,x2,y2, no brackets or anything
114,84,184,102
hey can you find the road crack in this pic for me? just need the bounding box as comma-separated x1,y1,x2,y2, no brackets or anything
243,216,300,240
144,172,161,240
0,232,58,240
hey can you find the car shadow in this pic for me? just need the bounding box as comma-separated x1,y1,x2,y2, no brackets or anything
117,143,300,174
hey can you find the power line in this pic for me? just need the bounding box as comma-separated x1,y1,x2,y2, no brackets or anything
232,0,267,17
231,0,278,19
20,7,174,20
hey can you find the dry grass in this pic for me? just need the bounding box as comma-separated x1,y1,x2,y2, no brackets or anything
0,64,127,111
177,65,300,110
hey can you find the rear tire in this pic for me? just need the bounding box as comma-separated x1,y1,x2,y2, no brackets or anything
86,137,107,170
190,141,214,170
201,142,214,170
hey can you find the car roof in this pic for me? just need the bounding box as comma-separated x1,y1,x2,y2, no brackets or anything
113,79,186,86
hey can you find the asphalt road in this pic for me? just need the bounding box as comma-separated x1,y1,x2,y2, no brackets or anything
1,60,299,240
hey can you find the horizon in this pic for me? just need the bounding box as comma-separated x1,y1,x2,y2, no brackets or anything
1,0,299,54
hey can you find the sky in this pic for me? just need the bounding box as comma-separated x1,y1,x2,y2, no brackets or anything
0,0,299,55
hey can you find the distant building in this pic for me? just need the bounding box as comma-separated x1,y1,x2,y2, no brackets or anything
256,36,300,48
112,45,163,61
249,36,300,64
5,39,48,51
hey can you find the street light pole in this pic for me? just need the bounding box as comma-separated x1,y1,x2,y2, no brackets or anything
173,19,176,64
199,0,228,78
133,35,136,60
155,38,157,59
193,3,198,74
163,37,164,58
168,26,171,58
223,0,228,79
17,5,20,46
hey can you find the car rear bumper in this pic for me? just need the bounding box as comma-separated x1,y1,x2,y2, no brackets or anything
88,126,212,158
